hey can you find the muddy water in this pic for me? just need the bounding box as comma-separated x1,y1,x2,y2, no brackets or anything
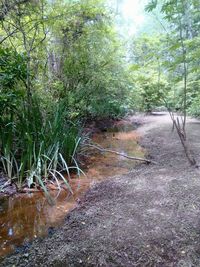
0,120,145,258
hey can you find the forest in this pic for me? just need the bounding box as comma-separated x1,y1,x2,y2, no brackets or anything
0,0,132,193
1,0,199,192
1,0,200,266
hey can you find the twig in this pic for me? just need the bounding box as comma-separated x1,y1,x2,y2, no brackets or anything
85,143,156,165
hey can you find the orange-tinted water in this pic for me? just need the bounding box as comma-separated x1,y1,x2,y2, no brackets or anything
0,121,145,258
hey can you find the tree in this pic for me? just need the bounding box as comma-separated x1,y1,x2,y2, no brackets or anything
0,0,132,191
130,34,168,112
145,0,200,166
47,0,130,118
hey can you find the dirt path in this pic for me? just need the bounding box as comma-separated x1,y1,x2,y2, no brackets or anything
2,113,200,267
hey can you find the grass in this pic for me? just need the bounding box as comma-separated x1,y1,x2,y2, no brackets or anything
0,96,82,199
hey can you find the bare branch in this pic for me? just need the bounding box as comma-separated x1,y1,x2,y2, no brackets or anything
0,28,18,44
85,143,157,165
0,0,31,21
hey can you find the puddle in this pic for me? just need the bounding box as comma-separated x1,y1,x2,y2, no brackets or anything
0,119,145,258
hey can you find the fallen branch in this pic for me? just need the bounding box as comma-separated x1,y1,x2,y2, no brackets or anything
19,188,42,193
85,143,156,165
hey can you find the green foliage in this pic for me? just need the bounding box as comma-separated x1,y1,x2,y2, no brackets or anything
0,95,81,188
0,47,27,117
188,96,200,117
0,47,81,192
137,77,167,112
0,0,132,194
0,47,27,88
145,0,158,12
46,0,130,118
154,0,200,115
132,0,200,116
129,34,169,112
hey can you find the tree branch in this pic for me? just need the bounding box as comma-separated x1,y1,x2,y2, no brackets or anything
0,28,18,44
85,143,156,165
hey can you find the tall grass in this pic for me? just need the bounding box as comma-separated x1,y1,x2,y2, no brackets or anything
0,95,82,197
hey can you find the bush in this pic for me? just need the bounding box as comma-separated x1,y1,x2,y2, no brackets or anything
188,96,200,117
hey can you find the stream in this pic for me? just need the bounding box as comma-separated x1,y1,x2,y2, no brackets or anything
0,119,145,259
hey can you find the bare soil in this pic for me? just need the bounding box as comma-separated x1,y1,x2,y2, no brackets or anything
2,113,200,267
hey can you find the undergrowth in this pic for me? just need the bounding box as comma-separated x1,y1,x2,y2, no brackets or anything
0,96,82,199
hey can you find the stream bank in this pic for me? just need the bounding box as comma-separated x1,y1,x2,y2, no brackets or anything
0,116,144,260
2,113,200,266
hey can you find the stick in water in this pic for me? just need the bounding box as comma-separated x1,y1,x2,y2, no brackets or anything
86,143,156,164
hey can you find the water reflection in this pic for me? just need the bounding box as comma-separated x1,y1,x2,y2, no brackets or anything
0,191,75,257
